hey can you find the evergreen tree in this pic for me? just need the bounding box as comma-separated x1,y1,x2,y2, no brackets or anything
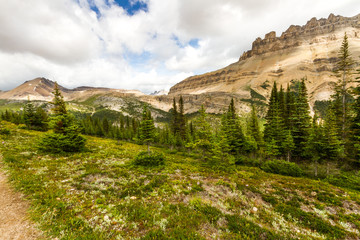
221,99,246,156
23,98,36,128
291,78,311,159
178,95,187,140
248,104,263,149
264,82,287,158
39,82,85,153
333,33,355,142
323,108,344,173
188,105,215,160
139,104,155,154
171,98,179,135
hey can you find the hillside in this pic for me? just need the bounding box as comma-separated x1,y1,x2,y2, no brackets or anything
0,121,359,239
169,14,360,106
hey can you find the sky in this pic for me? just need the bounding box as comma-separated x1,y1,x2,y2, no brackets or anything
0,0,359,93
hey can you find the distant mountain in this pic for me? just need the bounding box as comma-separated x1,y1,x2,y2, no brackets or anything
149,90,168,96
169,13,360,106
0,77,144,101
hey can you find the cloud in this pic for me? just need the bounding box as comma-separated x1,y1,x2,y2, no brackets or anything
0,0,358,93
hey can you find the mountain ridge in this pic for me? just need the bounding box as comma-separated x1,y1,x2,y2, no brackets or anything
168,13,360,107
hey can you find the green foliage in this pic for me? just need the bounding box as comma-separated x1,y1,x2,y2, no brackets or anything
261,159,303,177
133,151,165,166
39,83,86,153
221,99,247,156
38,126,86,153
314,100,332,118
0,127,10,135
190,198,222,224
187,105,217,160
275,203,346,239
235,156,261,167
226,214,282,239
326,172,360,191
139,104,155,152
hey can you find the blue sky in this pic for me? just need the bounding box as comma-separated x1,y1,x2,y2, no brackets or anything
0,0,359,93
90,0,148,17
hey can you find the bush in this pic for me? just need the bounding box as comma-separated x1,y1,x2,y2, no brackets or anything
261,160,303,177
235,156,261,167
325,172,360,191
0,128,10,135
38,130,86,153
133,151,165,166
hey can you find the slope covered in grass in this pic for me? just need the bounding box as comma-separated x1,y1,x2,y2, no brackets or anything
0,121,359,239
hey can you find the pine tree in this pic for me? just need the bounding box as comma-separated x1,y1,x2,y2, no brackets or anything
178,95,187,140
39,82,85,153
247,104,263,150
221,99,246,156
139,104,155,154
188,105,215,160
264,82,287,158
171,98,179,135
291,78,311,159
323,108,344,174
333,33,355,143
23,98,36,129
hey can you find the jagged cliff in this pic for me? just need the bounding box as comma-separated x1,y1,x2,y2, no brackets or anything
169,14,360,106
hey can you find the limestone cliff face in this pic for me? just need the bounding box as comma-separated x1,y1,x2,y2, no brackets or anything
169,14,360,106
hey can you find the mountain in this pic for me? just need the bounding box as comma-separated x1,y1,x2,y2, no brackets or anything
0,77,144,101
169,14,360,106
149,90,169,96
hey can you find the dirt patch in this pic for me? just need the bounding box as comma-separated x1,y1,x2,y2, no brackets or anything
0,170,43,240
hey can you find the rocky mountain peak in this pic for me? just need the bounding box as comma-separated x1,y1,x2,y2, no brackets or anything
239,13,360,61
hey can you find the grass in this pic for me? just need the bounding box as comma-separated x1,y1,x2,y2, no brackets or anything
0,121,360,239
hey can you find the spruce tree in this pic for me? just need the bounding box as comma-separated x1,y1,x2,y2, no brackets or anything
189,105,215,160
171,98,179,135
39,82,85,153
291,78,311,159
139,104,155,154
333,33,355,142
221,99,246,156
264,82,287,158
23,98,36,129
247,104,263,150
178,95,187,140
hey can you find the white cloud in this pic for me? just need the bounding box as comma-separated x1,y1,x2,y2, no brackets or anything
0,0,358,93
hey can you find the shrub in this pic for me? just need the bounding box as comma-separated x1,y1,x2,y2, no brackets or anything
226,214,281,239
235,156,261,167
133,151,165,166
261,160,303,177
0,128,10,135
38,129,86,153
325,172,360,191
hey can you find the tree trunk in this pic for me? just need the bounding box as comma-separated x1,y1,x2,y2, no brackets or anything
314,158,318,177
287,151,290,162
326,162,330,176
147,143,150,155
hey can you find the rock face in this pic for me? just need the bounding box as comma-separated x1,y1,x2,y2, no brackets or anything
239,14,360,61
169,14,360,106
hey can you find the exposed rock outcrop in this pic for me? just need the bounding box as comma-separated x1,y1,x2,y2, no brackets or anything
239,14,360,61
169,13,360,108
